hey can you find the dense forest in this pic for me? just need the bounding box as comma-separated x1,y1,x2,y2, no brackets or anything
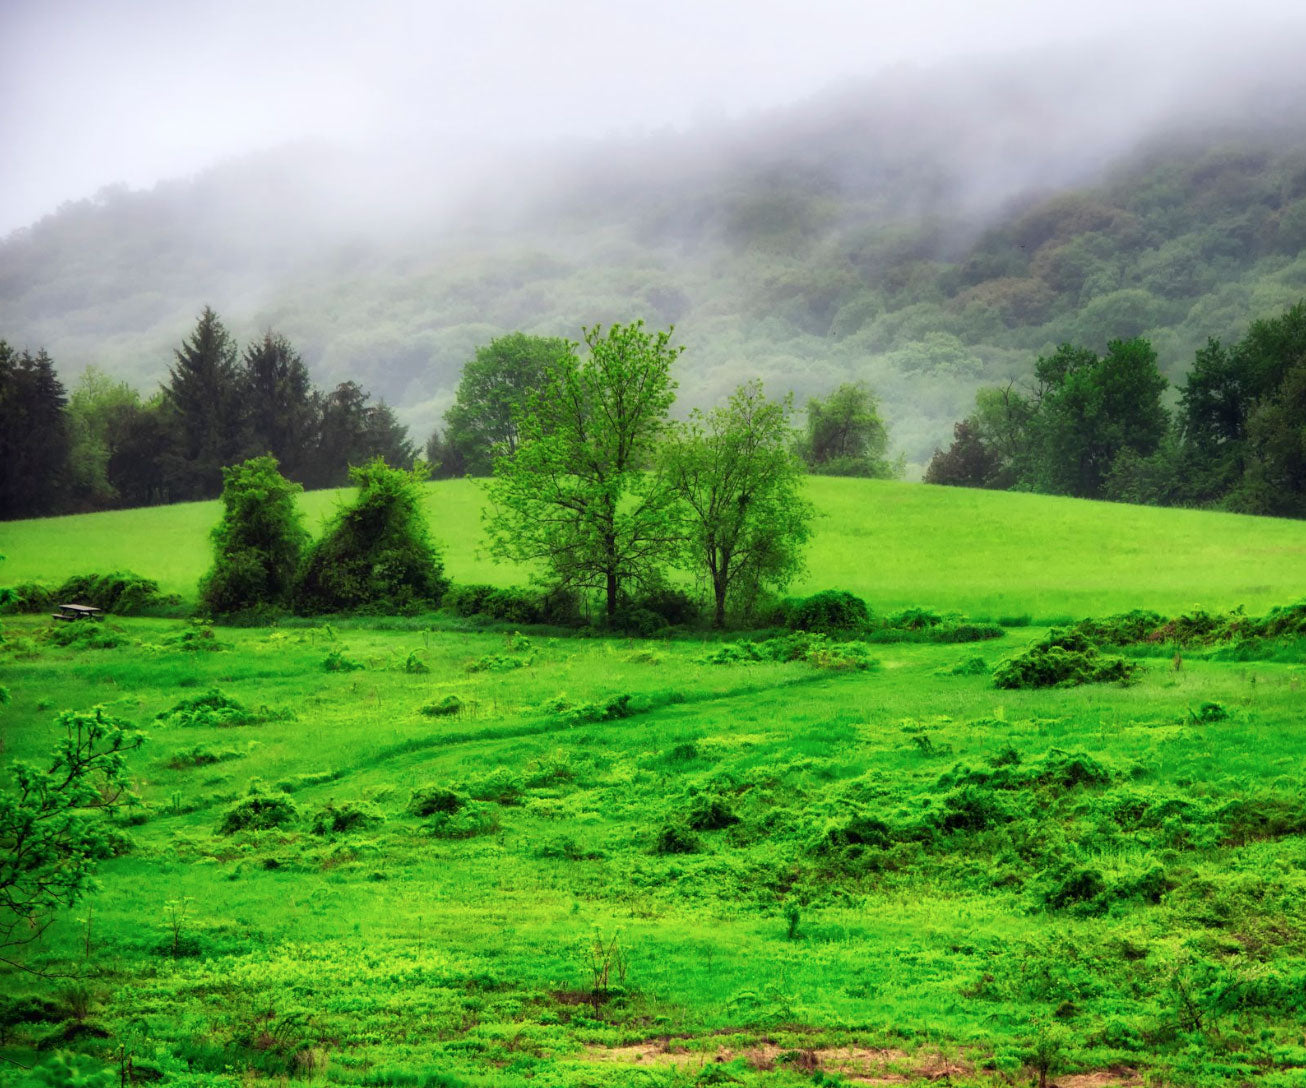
5,52,1306,469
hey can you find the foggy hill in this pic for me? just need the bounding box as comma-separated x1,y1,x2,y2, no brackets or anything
4,40,1306,468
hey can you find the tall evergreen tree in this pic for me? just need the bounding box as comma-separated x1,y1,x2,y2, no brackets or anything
162,306,243,499
0,342,70,519
239,331,316,478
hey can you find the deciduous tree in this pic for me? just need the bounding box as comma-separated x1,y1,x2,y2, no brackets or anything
664,381,811,627
485,322,682,623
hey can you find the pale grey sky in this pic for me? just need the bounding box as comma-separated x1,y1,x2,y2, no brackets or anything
2,0,1304,233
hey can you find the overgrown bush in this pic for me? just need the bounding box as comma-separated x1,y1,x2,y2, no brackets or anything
407,786,465,816
49,571,174,615
309,800,384,835
199,456,307,616
47,623,126,650
445,583,582,626
295,459,449,614
218,788,298,834
780,590,871,634
154,689,272,728
993,631,1139,689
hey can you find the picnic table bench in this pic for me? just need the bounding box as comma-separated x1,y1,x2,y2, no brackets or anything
52,603,105,622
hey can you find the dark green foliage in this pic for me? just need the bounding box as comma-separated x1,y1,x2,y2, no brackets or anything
0,342,70,519
686,796,740,831
239,332,317,481
702,633,877,670
310,800,384,835
199,456,307,616
0,580,53,614
217,788,298,834
166,743,248,770
444,583,581,626
993,631,1139,689
653,824,701,855
423,803,500,839
924,418,1002,487
799,382,895,477
162,307,244,500
781,589,871,634
407,787,465,817
45,571,172,615
419,695,465,718
296,458,448,614
1026,339,1170,500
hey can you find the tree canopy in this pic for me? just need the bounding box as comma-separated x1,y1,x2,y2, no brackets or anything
485,322,683,622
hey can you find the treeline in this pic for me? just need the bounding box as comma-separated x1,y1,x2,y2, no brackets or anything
201,322,904,629
0,307,413,519
925,299,1306,518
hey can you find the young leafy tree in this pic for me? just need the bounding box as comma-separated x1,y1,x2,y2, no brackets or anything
800,382,895,477
296,458,448,613
442,332,572,475
65,367,143,509
0,707,143,964
485,321,682,623
663,381,812,627
199,456,308,615
162,306,244,499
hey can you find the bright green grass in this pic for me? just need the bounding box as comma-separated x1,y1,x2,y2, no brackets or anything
2,615,1306,1085
3,478,1305,618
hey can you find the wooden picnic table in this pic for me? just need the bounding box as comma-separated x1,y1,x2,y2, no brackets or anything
52,603,105,622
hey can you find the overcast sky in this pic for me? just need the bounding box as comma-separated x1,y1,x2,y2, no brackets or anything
2,0,1305,234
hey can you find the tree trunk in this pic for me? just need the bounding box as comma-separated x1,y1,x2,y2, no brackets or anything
605,568,618,623
713,575,727,629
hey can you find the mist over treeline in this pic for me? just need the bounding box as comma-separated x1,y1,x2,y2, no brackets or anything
4,39,1306,468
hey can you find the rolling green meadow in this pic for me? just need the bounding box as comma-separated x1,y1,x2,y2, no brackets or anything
3,479,1306,1086
4,478,1305,618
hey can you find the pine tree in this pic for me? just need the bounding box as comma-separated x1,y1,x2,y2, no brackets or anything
162,306,243,499
239,331,316,478
0,341,70,518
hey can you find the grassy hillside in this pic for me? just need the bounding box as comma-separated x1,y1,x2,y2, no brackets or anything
4,478,1305,618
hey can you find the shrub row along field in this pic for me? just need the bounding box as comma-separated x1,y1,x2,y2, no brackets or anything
4,477,1306,618
2,595,1306,1085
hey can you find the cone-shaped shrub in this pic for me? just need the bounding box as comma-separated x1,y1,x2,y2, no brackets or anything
295,458,448,613
199,456,307,616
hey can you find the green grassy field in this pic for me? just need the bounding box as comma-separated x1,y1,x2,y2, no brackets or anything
3,478,1306,618
2,487,1306,1086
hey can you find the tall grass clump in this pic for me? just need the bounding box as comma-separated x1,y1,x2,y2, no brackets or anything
199,456,307,617
296,459,449,614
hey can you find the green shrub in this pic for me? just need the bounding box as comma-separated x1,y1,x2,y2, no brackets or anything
47,623,126,650
310,800,384,835
295,459,449,614
162,620,229,652
0,581,53,614
199,456,307,616
444,584,582,626
50,571,174,615
155,689,262,728
424,803,500,839
419,695,465,718
407,787,464,816
463,767,524,805
781,590,871,634
653,824,700,854
992,631,1139,689
323,648,364,672
686,796,739,831
218,789,298,834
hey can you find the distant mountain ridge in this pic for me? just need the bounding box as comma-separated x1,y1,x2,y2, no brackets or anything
4,40,1306,467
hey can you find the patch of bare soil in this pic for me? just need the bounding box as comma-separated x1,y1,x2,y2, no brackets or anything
1054,1072,1142,1088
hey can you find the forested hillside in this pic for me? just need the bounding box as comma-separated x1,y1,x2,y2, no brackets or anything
4,47,1306,467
